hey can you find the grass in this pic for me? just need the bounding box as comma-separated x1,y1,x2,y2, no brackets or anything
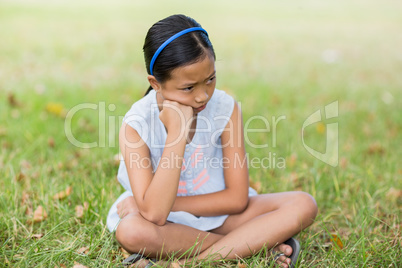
1,0,401,267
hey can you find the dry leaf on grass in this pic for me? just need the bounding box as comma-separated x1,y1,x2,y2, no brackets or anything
287,154,297,168
48,137,55,148
339,157,348,169
331,234,344,249
316,122,326,134
53,186,73,200
21,192,30,206
54,264,67,268
28,205,47,223
72,262,88,268
16,172,26,182
31,233,44,239
66,158,79,170
20,160,32,170
386,187,402,202
367,142,385,155
57,162,64,170
75,205,84,218
290,172,298,183
77,246,90,255
75,202,89,218
8,93,21,107
46,102,66,118
120,247,130,258
237,262,247,268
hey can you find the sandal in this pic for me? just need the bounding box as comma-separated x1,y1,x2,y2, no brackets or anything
283,237,301,268
273,237,301,268
122,253,157,267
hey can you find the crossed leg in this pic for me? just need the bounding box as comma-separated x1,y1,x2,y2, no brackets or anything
204,191,318,265
116,191,317,267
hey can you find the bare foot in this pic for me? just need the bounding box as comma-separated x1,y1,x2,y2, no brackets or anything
272,243,293,268
128,258,150,268
128,259,178,268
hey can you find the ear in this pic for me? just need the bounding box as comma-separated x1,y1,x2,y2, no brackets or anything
147,75,162,91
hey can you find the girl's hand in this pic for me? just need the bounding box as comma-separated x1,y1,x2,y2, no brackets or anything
159,100,194,139
116,196,138,219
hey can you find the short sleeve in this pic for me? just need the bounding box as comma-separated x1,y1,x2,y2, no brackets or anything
208,89,235,138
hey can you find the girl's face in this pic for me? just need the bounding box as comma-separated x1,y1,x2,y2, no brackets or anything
153,53,216,113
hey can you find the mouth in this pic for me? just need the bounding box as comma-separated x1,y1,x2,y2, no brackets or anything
194,104,207,112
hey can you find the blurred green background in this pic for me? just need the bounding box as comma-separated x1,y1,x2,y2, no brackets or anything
1,0,401,267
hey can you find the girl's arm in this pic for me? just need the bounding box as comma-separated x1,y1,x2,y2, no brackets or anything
171,101,250,216
120,100,193,226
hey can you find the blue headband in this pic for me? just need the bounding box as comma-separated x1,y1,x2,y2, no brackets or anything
149,27,208,75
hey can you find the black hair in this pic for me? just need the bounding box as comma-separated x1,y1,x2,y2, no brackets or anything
143,14,215,95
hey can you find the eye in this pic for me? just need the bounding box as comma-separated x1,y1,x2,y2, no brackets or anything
206,76,216,84
182,86,194,91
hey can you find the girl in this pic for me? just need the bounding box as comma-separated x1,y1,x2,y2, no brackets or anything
107,14,318,268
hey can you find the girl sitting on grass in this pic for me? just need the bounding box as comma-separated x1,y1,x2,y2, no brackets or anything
107,14,318,268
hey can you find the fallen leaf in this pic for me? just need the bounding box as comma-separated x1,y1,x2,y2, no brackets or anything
16,172,26,182
20,160,32,170
75,205,84,218
45,102,66,118
290,172,298,183
8,93,20,107
74,150,82,158
48,137,55,148
367,143,385,155
54,264,67,268
316,122,326,134
339,157,348,169
57,162,64,170
53,186,73,200
65,186,72,195
77,246,89,255
287,154,297,168
21,192,30,206
66,158,79,169
72,262,88,268
331,233,344,249
386,187,402,202
237,262,247,268
31,205,48,223
32,234,44,239
120,247,130,258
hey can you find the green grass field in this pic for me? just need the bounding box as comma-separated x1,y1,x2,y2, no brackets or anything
1,0,401,267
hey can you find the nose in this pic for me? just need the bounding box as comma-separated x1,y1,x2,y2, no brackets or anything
195,88,208,103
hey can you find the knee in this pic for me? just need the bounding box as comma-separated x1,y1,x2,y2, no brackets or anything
115,214,157,253
292,191,318,224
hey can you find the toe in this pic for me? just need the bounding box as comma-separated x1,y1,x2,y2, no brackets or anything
272,243,293,268
275,243,293,257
